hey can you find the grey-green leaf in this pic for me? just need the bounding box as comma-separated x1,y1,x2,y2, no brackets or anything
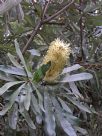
8,103,18,130
24,84,31,111
69,82,83,98
28,49,41,56
44,91,56,136
0,65,26,76
0,81,24,95
58,97,72,113
0,83,25,115
60,118,77,136
14,39,31,77
65,96,91,113
75,126,88,135
84,1,102,13
8,53,22,69
61,72,93,82
0,103,12,116
52,97,77,136
0,0,22,14
61,64,82,75
20,109,36,129
32,83,45,112
31,93,41,114
0,71,15,81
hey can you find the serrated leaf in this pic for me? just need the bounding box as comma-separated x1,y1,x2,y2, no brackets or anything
8,53,22,69
0,65,26,76
61,72,93,82
61,64,82,75
0,81,24,95
14,39,31,77
8,103,18,130
44,91,56,136
20,109,36,129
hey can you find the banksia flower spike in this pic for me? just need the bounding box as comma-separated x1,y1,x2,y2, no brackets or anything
42,38,71,83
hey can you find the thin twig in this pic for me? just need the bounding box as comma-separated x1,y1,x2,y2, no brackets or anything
42,0,74,23
41,0,52,20
20,0,74,58
20,1,52,58
17,21,42,62
21,21,42,56
79,0,84,61
45,21,65,25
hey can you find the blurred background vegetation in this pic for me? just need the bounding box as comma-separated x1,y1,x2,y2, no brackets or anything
0,0,102,136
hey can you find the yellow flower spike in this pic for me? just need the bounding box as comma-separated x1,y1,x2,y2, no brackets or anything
42,38,71,83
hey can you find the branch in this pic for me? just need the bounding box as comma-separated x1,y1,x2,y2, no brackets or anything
20,0,74,58
79,0,84,61
42,0,74,23
45,21,65,25
21,21,42,55
20,1,52,57
41,0,52,20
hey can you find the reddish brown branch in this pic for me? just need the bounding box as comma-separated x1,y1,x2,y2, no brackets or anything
21,1,52,56
20,0,74,58
21,21,42,55
41,0,52,20
42,0,74,23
